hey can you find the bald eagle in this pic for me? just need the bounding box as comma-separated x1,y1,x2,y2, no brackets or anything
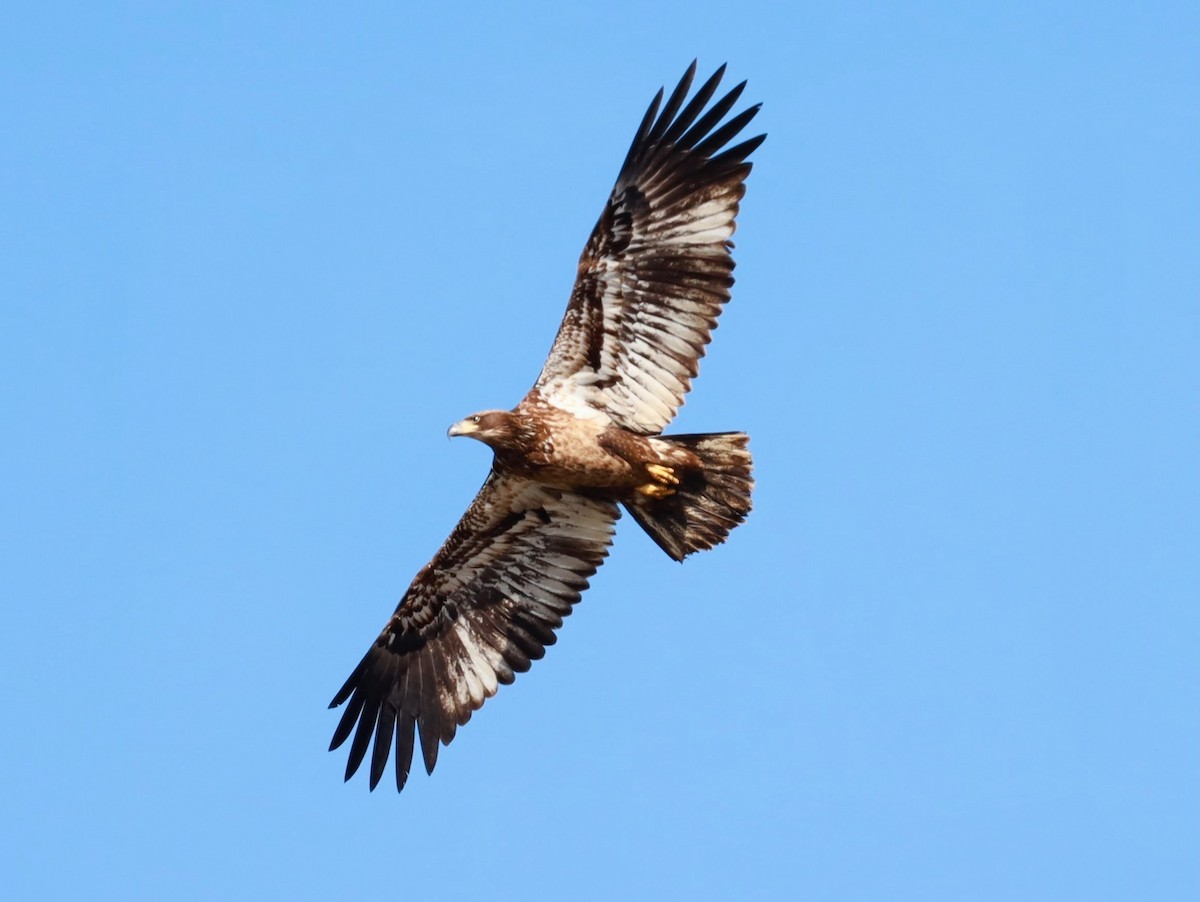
330,62,764,791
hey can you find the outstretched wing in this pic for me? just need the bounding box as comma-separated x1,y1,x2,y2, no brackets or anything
329,472,619,791
530,62,764,435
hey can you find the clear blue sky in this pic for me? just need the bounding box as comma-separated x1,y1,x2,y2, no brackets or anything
2,3,1197,899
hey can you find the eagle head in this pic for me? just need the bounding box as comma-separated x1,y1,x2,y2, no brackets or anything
447,410,519,448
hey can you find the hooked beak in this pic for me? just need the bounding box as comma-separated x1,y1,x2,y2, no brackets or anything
447,418,479,439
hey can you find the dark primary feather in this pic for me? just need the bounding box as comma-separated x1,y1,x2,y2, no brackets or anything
329,473,618,791
533,62,765,434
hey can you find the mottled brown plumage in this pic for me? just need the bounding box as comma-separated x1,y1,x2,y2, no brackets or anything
330,62,763,791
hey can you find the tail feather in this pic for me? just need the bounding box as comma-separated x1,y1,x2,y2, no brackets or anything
625,432,753,561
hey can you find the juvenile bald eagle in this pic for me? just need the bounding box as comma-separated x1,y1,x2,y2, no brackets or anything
330,62,764,791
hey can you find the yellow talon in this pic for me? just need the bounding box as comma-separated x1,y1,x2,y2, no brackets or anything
646,464,679,486
636,482,675,499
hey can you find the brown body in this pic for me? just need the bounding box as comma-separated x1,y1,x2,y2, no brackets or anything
448,397,702,498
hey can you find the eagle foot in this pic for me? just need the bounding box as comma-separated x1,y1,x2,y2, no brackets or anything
636,482,676,499
645,464,680,486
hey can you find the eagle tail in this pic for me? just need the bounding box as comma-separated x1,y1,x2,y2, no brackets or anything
624,432,753,562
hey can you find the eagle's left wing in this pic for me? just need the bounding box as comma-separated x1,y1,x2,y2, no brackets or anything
329,471,619,791
530,62,764,435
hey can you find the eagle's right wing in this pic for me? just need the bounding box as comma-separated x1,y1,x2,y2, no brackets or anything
531,62,764,435
329,471,619,791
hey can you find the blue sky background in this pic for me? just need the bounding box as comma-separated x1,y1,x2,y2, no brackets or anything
2,3,1197,899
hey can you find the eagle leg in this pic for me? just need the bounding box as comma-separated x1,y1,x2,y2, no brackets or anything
645,464,680,486
636,482,676,499
636,463,680,498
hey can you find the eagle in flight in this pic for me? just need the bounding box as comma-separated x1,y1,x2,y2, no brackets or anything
330,62,764,791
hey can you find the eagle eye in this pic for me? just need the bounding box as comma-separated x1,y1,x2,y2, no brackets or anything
471,415,481,424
